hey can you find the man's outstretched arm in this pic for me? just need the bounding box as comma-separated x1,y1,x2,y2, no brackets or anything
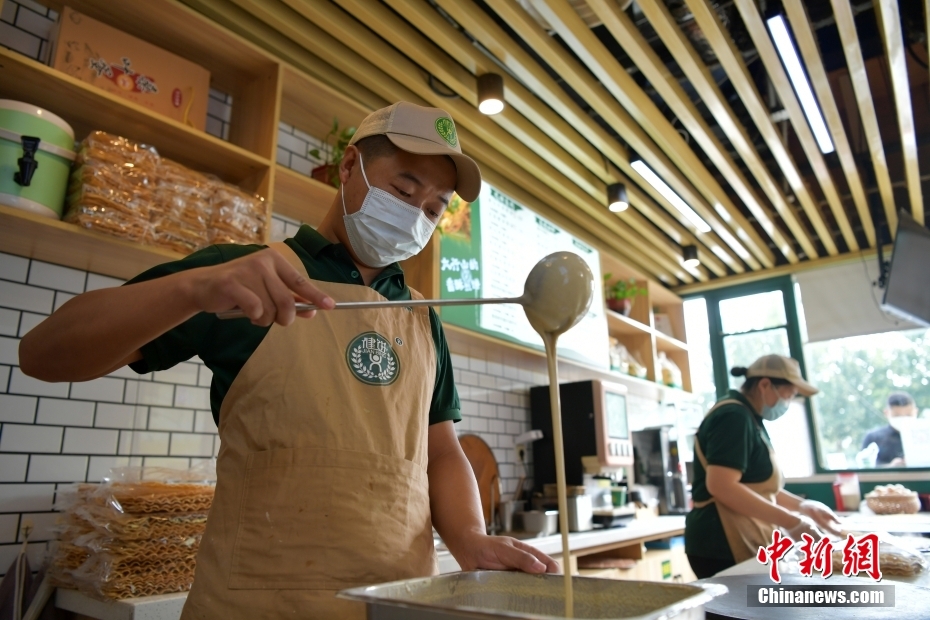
20,248,333,382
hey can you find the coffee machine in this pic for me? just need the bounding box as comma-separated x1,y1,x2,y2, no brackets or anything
631,425,689,515
530,379,634,492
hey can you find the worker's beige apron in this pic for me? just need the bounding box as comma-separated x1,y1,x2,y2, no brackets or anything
181,243,438,620
692,399,784,563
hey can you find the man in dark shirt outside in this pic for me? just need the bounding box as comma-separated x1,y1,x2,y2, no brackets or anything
861,392,918,467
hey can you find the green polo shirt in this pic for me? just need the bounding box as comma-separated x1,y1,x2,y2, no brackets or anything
126,225,461,426
685,390,775,562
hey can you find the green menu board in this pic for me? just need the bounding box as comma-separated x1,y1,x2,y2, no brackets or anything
438,182,609,368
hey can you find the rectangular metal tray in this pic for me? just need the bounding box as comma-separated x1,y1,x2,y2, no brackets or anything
338,571,727,619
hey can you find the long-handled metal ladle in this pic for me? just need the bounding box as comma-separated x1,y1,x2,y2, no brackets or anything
216,251,595,333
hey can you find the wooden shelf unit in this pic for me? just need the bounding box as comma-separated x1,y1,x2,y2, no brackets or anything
601,253,692,393
0,47,271,191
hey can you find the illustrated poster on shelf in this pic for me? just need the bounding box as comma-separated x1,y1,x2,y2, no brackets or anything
438,182,609,368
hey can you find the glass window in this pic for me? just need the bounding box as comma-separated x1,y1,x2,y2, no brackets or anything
806,328,930,470
719,290,786,334
683,297,716,411
723,329,791,390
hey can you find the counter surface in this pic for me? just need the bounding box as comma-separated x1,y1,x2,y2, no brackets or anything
56,516,685,620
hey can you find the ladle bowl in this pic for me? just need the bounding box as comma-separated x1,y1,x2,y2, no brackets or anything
217,251,596,332
521,251,595,337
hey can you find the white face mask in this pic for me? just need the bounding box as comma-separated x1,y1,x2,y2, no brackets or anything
341,153,437,268
888,417,912,432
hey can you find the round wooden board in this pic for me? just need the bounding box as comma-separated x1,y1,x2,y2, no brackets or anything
459,434,501,527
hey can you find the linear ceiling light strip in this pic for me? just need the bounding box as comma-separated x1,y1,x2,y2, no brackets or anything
587,0,800,264
529,0,773,270
483,0,754,273
735,0,859,251
782,1,876,247
636,0,820,261
682,0,840,256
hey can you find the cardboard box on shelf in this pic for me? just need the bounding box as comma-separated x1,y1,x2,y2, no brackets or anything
51,7,210,130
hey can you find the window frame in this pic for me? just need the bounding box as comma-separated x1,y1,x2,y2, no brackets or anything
698,276,807,400
686,275,926,475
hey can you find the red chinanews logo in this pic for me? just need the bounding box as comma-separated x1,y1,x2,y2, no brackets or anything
756,530,882,583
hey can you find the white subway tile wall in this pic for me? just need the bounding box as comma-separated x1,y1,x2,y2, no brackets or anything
0,0,57,63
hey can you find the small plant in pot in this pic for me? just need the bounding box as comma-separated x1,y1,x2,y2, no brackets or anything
604,274,646,317
309,118,356,188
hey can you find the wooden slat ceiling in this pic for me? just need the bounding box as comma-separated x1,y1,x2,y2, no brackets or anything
182,0,929,291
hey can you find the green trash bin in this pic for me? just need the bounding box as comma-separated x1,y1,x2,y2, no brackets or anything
0,100,76,219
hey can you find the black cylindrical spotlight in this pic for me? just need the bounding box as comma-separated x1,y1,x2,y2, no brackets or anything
477,73,505,115
607,183,628,212
682,244,700,268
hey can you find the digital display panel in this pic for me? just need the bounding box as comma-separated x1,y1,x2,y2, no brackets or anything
606,391,628,439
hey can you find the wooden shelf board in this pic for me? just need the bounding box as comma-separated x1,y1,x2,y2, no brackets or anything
41,0,277,92
272,166,336,226
280,65,370,143
0,48,270,185
654,331,689,353
444,323,695,401
605,309,653,337
0,204,183,280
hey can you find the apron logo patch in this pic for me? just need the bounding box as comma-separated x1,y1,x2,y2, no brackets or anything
346,331,400,386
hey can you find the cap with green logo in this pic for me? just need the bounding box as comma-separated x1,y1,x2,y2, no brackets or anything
349,102,481,202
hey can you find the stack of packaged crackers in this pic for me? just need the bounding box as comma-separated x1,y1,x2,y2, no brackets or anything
51,467,215,600
65,131,266,253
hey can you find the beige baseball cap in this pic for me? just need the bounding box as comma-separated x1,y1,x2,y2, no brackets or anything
747,355,819,397
349,102,482,202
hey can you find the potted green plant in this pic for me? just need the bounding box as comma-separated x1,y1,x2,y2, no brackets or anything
309,118,356,188
603,274,646,316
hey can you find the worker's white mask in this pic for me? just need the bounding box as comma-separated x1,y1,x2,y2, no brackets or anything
888,417,912,433
342,153,436,268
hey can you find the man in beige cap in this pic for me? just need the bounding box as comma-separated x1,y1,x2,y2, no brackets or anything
21,102,557,618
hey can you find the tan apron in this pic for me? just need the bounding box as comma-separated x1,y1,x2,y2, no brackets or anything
692,399,784,564
181,243,438,620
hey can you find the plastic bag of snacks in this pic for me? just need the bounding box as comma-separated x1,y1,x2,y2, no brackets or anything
208,181,267,246
65,132,160,244
150,160,214,253
50,464,215,600
64,131,266,253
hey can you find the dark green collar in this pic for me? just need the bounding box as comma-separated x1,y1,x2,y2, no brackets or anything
291,224,406,287
727,389,761,418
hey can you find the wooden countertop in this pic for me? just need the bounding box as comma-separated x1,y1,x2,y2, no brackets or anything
437,515,685,573
56,516,686,620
